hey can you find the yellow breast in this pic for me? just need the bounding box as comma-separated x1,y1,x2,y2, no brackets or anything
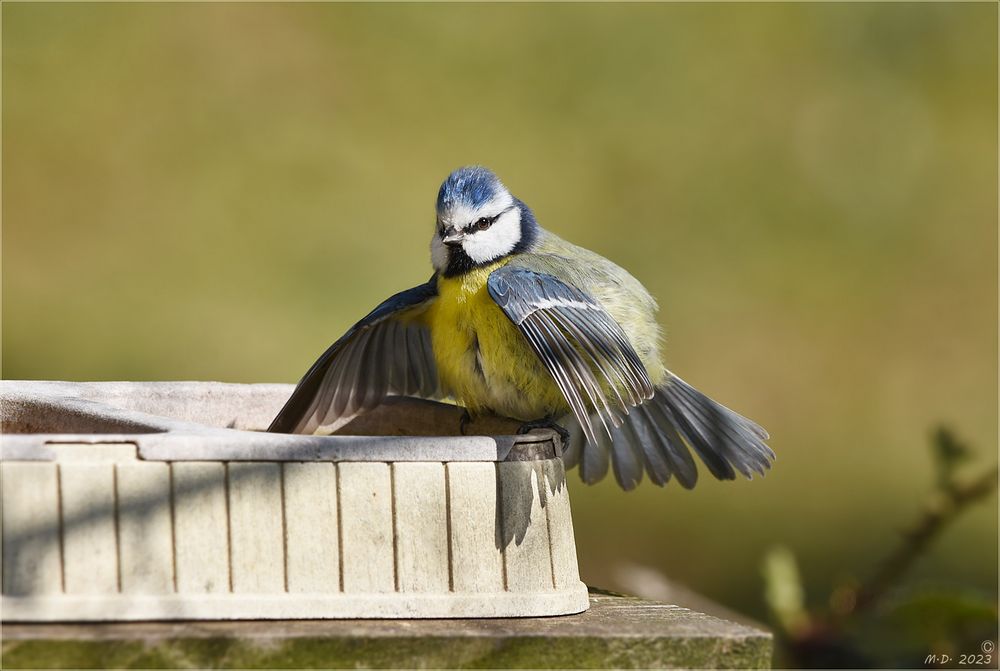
424,263,565,420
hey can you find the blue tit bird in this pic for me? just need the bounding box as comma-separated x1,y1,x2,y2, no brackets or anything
268,166,773,490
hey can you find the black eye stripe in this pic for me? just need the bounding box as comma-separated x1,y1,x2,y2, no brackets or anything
471,205,515,232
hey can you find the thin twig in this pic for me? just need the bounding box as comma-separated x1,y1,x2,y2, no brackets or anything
852,466,999,613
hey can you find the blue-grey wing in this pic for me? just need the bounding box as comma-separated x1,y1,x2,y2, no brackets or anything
487,266,655,446
268,277,442,434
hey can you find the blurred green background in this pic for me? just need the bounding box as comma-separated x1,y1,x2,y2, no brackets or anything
3,1,996,660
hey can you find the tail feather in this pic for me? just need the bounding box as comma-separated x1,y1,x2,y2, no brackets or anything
662,377,773,477
562,374,774,489
644,398,700,488
629,405,672,487
562,419,584,470
579,424,611,484
655,389,738,480
608,421,645,490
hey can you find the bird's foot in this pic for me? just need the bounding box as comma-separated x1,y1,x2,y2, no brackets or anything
458,408,473,436
517,416,570,446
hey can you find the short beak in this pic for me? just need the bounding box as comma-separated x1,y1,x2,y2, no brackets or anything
442,229,465,246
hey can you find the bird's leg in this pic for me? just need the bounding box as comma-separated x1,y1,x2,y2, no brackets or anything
458,408,473,436
517,416,571,446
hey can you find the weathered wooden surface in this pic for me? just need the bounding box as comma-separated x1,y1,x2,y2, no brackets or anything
1,591,773,669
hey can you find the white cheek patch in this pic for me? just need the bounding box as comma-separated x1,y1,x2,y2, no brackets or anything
461,209,521,264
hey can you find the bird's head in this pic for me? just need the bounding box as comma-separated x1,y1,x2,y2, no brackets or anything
431,166,538,277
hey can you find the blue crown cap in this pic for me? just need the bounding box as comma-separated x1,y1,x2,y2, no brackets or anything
437,166,503,212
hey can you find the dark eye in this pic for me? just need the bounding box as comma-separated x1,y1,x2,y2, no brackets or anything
475,216,494,231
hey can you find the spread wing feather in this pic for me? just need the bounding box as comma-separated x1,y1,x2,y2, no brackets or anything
560,375,771,490
489,268,773,490
487,267,655,446
268,277,442,434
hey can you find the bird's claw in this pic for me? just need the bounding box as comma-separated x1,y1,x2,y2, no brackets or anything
459,408,473,436
517,417,571,447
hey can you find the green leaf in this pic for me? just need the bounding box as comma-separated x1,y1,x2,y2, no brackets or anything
762,545,808,635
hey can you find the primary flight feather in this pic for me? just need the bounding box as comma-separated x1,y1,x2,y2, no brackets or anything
269,166,773,490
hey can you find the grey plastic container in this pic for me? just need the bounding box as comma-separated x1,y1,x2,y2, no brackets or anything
0,381,588,621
